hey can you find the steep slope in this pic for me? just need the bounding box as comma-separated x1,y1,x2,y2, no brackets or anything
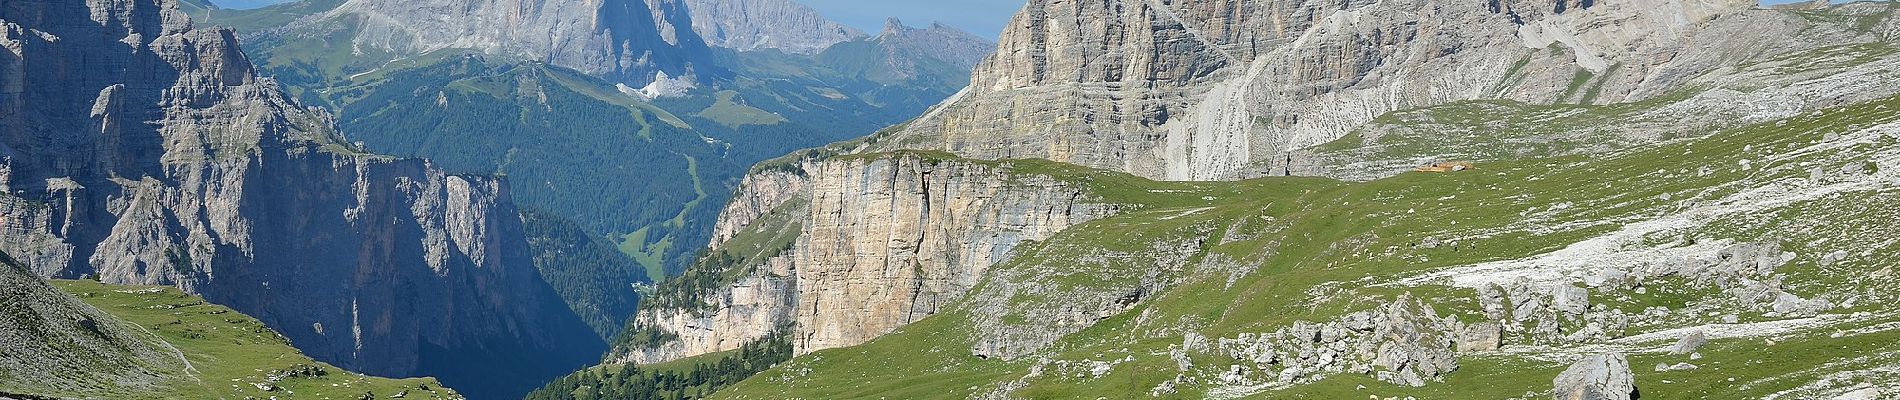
0,253,179,398
2,250,461,399
683,0,867,54
0,0,599,398
870,0,1833,181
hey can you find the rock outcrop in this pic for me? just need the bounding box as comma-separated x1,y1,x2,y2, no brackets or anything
1216,295,1462,388
683,0,865,54
621,153,1120,362
869,0,1837,181
1553,353,1639,400
616,254,797,365
708,169,808,250
0,1,599,397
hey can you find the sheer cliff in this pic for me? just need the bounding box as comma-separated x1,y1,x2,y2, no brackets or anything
0,0,598,398
612,153,1121,363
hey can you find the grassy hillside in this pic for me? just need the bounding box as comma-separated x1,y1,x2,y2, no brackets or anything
707,91,1900,399
30,280,457,399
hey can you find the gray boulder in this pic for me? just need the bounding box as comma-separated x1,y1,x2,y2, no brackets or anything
1553,284,1591,317
1553,353,1638,400
1670,330,1708,355
1459,321,1503,353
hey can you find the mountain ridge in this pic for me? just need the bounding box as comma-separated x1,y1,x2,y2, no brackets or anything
685,0,867,54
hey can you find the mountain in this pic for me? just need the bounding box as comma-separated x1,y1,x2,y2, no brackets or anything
812,18,994,89
582,0,1900,398
684,0,868,54
0,1,599,398
263,0,717,87
186,0,993,287
869,0,1803,181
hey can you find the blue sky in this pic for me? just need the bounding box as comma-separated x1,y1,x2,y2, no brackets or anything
796,0,1023,38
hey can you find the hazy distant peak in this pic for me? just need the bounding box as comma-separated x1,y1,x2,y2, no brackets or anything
686,0,868,54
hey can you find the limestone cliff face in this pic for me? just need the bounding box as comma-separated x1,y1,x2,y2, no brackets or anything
793,155,1118,352
0,1,599,397
616,254,797,365
280,0,716,86
707,169,807,250
683,0,866,54
876,0,1785,181
623,154,1119,362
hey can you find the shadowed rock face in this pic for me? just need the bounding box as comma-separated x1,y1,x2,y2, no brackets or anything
874,0,1794,181
0,0,600,397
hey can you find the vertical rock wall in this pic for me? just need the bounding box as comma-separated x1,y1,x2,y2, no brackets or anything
0,1,599,397
625,153,1120,362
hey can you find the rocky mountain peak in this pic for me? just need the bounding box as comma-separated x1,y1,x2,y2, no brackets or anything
684,0,866,54
304,0,718,86
880,17,908,36
870,17,993,71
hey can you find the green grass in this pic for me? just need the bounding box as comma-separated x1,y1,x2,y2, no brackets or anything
709,91,1900,399
719,314,1022,400
695,91,789,129
620,228,673,283
1558,66,1598,103
50,280,457,400
1305,88,1709,177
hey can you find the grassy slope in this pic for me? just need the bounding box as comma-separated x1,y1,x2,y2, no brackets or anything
48,280,457,400
712,92,1900,399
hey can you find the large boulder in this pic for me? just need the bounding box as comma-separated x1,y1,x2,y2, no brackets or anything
1670,330,1708,355
1553,353,1639,400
